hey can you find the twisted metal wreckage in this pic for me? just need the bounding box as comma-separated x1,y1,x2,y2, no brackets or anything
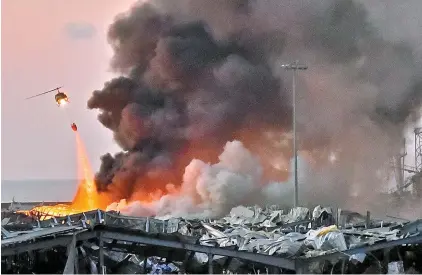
1,205,422,274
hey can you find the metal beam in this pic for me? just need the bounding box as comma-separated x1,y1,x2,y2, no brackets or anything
99,230,296,270
2,236,72,256
1,225,81,245
74,246,79,274
400,219,422,235
99,232,105,273
1,231,97,256
63,235,77,274
208,253,213,274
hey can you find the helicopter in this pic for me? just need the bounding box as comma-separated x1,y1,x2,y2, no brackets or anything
25,86,69,106
26,86,78,132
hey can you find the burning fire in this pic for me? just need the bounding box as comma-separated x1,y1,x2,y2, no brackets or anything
71,133,100,210
22,133,104,220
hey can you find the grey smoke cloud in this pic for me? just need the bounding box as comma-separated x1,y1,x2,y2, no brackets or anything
357,0,422,56
88,0,422,213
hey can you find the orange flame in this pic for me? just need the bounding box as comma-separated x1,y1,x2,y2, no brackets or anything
71,132,100,210
23,133,104,220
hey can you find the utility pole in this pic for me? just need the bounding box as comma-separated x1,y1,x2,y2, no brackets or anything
281,61,308,207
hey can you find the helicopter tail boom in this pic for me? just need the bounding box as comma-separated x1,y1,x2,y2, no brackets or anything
25,86,63,100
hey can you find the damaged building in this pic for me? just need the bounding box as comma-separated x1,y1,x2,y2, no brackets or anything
2,205,422,274
3,0,422,273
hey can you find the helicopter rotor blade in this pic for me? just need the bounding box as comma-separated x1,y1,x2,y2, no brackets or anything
25,86,63,100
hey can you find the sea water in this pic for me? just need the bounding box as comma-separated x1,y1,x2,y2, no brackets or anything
1,179,78,202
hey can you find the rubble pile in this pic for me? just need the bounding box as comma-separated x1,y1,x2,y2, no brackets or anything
1,206,422,274
165,205,422,273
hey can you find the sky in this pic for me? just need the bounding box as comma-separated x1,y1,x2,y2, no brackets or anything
1,0,137,180
2,0,422,182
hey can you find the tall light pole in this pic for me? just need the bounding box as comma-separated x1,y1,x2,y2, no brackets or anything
281,60,308,208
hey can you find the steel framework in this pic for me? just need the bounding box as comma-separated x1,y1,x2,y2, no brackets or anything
3,210,422,273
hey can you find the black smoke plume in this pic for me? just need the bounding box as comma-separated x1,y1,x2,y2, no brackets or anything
88,0,422,206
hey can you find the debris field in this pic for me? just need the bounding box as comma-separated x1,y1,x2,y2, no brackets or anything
1,205,422,274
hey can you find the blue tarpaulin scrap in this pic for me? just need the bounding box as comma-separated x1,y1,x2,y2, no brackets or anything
142,257,179,274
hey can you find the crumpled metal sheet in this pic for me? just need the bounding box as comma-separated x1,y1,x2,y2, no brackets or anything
159,204,411,264
312,205,333,219
305,226,348,251
343,226,401,248
222,206,310,227
202,223,227,239
262,233,306,256
284,207,310,222
224,206,268,226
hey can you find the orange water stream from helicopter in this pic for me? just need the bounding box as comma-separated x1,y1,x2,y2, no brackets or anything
21,133,104,220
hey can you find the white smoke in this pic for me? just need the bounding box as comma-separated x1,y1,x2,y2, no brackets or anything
106,133,422,219
107,140,305,218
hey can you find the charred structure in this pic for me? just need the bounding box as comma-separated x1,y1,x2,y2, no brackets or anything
2,206,422,274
